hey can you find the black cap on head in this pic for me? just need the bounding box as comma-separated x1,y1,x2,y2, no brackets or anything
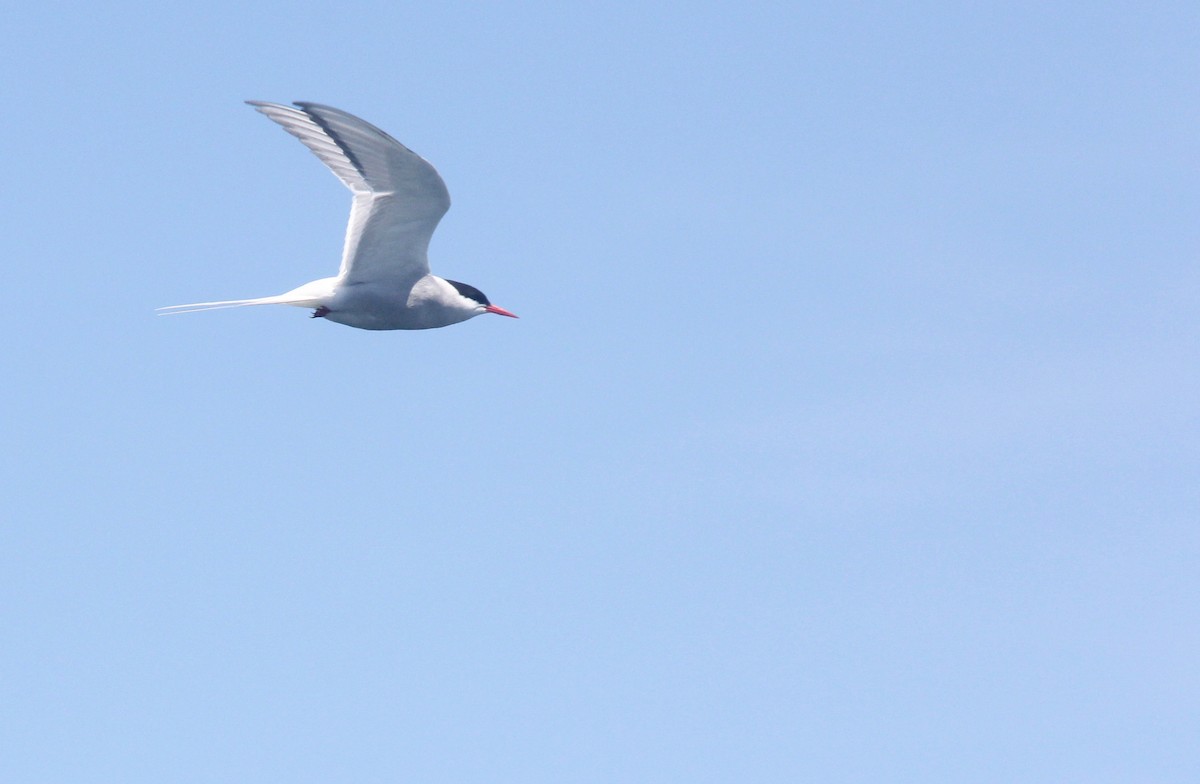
446,279,491,306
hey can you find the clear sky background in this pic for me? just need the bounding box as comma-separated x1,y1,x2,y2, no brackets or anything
2,2,1198,781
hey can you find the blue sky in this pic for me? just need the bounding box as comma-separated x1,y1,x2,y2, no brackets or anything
3,1,1198,781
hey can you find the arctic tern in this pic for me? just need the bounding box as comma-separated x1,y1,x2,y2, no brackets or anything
159,101,517,330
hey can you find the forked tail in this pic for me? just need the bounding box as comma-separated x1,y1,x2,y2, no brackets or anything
156,296,285,315
157,279,336,316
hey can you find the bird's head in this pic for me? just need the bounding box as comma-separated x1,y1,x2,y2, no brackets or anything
446,279,519,320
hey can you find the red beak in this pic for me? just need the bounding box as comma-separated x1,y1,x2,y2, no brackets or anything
484,304,519,319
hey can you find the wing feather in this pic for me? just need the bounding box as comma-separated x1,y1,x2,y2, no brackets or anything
246,101,451,285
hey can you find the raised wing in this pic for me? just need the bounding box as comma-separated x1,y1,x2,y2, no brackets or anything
246,101,451,286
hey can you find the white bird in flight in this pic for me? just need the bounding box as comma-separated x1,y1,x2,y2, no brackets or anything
159,101,517,330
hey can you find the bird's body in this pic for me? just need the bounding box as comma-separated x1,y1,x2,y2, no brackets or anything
158,101,516,330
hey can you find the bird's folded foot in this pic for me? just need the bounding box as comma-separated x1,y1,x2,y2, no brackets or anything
311,306,331,319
